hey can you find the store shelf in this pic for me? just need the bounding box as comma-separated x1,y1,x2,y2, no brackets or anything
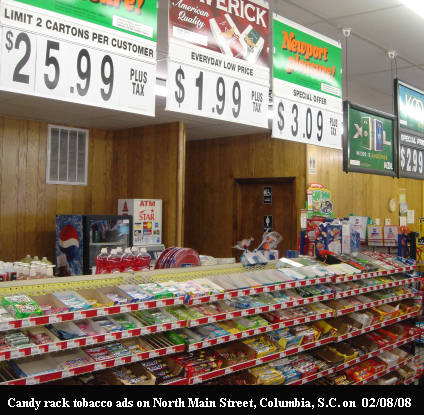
0,268,418,333
335,311,420,342
187,311,335,352
188,277,335,306
333,266,416,283
335,277,421,299
0,296,187,332
2,343,186,385
353,355,418,385
0,320,188,361
185,337,336,385
286,333,420,385
402,372,422,385
335,292,419,316
188,293,335,327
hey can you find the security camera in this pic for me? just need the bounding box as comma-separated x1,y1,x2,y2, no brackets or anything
342,28,352,37
387,50,397,60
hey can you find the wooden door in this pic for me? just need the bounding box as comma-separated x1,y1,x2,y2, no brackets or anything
234,179,297,257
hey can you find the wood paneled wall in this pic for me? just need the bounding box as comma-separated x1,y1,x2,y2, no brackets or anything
306,145,422,232
185,137,423,259
112,122,186,247
0,116,184,262
185,134,307,258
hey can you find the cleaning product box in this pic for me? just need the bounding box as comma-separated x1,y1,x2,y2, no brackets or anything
118,199,162,245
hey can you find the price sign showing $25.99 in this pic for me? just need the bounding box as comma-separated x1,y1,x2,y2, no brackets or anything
0,28,155,115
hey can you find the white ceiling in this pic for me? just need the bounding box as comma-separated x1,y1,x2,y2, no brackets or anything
1,0,423,140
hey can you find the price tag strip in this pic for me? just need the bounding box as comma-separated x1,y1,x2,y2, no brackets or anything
0,0,157,116
272,14,343,148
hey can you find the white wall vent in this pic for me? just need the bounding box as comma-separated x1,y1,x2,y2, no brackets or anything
46,125,88,185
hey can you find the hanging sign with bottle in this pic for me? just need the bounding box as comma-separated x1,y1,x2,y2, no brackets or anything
272,14,343,149
396,80,424,180
166,0,270,128
343,102,396,176
0,0,158,116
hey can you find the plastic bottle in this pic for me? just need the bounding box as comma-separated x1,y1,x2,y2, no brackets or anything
121,248,135,272
108,249,121,274
136,247,151,271
96,248,109,275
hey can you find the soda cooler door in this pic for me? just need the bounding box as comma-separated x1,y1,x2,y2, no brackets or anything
83,215,132,274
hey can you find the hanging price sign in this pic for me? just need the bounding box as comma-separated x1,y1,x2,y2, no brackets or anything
167,0,270,128
272,14,343,149
396,80,424,179
0,0,158,116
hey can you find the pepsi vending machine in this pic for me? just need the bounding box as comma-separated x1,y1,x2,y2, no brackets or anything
55,215,132,276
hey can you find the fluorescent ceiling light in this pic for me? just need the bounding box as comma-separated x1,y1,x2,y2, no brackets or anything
400,0,424,18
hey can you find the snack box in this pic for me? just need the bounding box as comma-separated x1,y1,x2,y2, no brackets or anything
77,288,115,308
142,356,184,385
214,341,257,366
24,326,60,346
97,287,132,305
47,321,85,340
53,291,92,311
1,295,43,319
51,349,93,370
30,294,68,316
9,355,59,378
97,363,156,385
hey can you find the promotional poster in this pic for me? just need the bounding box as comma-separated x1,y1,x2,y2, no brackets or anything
272,14,343,149
11,0,158,41
169,0,269,67
344,102,395,176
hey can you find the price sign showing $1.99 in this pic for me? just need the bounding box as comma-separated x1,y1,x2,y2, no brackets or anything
167,61,269,128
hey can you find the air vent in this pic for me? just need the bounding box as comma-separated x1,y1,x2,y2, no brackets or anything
46,125,88,185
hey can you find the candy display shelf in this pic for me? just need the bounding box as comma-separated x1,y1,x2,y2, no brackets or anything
181,337,336,386
335,276,421,299
0,293,415,362
334,292,419,316
287,333,420,385
187,293,335,328
187,311,335,352
333,266,415,283
2,343,187,385
334,312,420,342
0,258,420,386
402,372,422,385
353,355,418,385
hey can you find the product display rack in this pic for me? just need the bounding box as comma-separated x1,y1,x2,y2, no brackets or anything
0,260,422,386
353,355,418,385
288,332,420,385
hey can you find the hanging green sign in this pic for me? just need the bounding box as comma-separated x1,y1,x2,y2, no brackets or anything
343,102,396,176
11,0,158,41
271,14,343,149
